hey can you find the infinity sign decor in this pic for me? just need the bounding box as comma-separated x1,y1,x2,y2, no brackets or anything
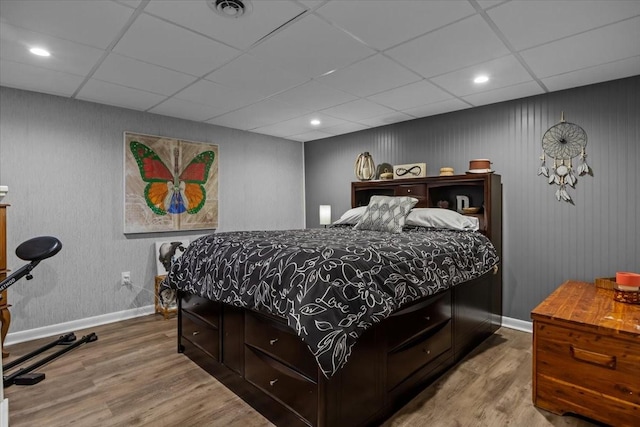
393,163,427,179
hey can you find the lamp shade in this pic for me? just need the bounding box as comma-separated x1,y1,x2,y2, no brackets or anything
319,205,331,225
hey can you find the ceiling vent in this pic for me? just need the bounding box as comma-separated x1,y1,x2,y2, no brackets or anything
207,0,252,18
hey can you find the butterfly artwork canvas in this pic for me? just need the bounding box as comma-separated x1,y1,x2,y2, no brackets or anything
124,132,218,233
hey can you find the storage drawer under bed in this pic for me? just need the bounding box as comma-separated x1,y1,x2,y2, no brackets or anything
385,291,452,390
181,310,220,361
387,291,451,351
245,345,318,426
181,294,220,327
245,311,318,380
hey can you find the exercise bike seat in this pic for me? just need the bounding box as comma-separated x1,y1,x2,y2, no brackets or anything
15,236,62,262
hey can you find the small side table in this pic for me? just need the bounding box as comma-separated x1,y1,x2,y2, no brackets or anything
154,275,177,319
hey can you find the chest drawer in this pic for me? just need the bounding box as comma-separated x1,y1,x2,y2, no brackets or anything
245,345,317,425
387,320,452,390
535,322,640,405
387,291,451,352
245,311,318,380
182,311,220,361
181,294,220,327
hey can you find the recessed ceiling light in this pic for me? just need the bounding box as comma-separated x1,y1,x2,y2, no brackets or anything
474,75,489,84
310,119,321,126
29,47,50,57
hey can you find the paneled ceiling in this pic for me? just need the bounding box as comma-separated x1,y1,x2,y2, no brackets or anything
1,0,639,142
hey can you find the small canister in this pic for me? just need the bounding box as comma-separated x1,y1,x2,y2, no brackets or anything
439,167,454,176
469,159,491,170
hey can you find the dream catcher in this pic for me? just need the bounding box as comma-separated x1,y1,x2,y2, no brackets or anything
538,112,591,203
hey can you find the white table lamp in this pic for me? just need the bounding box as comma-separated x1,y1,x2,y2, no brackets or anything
319,205,331,227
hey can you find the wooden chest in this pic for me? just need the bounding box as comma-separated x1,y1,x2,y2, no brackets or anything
531,280,640,426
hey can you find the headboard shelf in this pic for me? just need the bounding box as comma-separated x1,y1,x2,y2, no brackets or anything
352,174,502,252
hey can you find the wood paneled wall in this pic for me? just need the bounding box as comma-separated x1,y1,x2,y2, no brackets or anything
304,76,640,322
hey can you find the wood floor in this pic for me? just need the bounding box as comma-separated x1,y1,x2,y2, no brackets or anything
3,315,602,427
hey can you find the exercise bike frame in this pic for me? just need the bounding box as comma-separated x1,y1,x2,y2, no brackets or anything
1,236,97,387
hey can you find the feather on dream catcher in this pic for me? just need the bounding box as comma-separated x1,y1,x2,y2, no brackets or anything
538,112,591,204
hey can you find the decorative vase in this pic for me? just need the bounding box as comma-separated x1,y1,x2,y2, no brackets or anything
354,152,375,181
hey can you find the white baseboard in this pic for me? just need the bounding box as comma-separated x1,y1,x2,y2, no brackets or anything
501,316,533,333
5,305,155,346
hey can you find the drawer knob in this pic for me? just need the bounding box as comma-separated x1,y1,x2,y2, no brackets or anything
407,189,411,193
192,331,200,336
423,349,431,355
424,316,430,321
269,379,278,387
269,338,278,345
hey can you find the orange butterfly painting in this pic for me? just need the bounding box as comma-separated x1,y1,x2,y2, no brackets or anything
124,132,218,233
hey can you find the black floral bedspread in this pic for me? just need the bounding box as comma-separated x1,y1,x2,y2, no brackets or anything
162,226,498,378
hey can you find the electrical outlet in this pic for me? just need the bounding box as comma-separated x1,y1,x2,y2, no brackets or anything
121,271,131,287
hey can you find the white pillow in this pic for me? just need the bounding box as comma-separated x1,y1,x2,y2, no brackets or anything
333,206,367,225
406,208,479,231
353,196,418,233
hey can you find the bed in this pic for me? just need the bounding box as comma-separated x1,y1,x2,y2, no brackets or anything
163,174,503,427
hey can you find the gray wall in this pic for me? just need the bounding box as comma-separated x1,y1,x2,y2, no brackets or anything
305,76,640,322
0,86,304,333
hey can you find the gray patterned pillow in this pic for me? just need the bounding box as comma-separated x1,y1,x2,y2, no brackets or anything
353,196,418,233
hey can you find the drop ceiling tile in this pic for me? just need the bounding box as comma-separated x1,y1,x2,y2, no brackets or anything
476,1,508,9
114,1,141,9
322,122,371,136
149,97,228,122
0,0,134,49
321,99,396,122
297,1,325,12
367,80,452,111
207,99,306,130
0,22,104,75
144,0,305,50
77,79,166,111
205,54,309,99
402,98,471,118
431,55,533,97
542,56,640,92
463,81,544,107
357,112,414,128
269,81,358,111
521,17,640,78
316,54,421,97
113,13,241,76
252,113,346,138
93,53,197,96
248,14,375,78
288,130,333,142
172,79,265,113
489,0,640,51
0,59,84,97
316,0,474,50
386,15,510,78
